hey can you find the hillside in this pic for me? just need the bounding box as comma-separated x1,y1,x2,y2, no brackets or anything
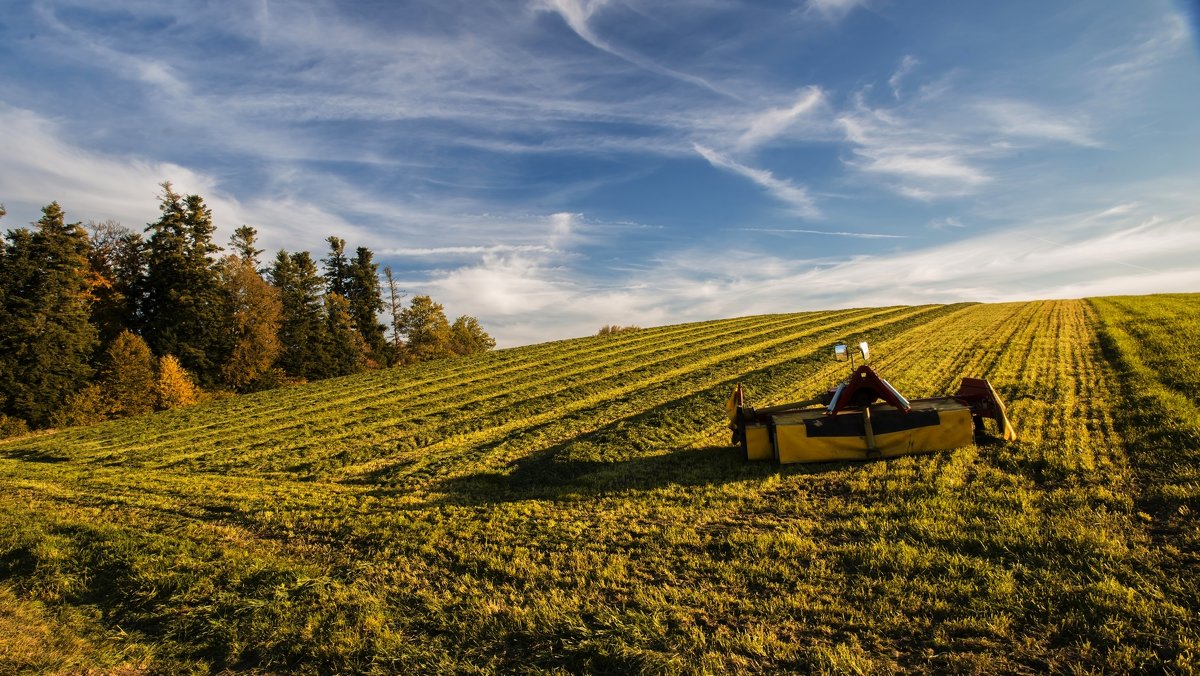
1,295,1198,672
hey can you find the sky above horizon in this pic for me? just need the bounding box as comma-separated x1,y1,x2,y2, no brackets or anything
2,0,1199,346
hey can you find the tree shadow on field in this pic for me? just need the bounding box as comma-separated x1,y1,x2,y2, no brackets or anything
0,448,69,463
385,351,847,504
431,439,840,506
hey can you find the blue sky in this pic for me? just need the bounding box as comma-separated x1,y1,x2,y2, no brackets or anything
2,0,1198,346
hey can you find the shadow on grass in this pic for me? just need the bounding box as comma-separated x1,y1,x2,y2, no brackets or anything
428,441,842,505
0,448,69,463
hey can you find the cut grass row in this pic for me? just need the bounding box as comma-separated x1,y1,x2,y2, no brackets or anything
2,296,1198,672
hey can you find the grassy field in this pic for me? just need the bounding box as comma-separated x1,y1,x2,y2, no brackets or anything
1,295,1197,673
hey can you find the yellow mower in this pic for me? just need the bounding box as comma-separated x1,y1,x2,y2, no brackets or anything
727,342,1016,464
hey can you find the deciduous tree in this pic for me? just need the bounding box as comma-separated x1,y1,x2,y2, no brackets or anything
218,253,283,390
450,315,496,356
398,295,454,362
155,354,198,410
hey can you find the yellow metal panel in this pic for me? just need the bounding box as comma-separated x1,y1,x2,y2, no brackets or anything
877,408,974,458
776,424,866,463
773,407,975,464
745,424,774,461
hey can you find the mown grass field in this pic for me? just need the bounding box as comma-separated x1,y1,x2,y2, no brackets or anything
1,294,1198,673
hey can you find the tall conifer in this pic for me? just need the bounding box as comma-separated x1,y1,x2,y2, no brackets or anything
347,247,388,365
322,236,351,297
0,203,98,426
271,250,330,380
139,183,224,386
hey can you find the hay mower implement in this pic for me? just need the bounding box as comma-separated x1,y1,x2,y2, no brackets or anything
727,342,1017,464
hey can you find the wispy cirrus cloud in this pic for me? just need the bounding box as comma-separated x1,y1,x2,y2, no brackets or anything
737,227,906,239
693,144,820,217
888,55,919,99
806,0,871,22
975,99,1099,147
837,111,990,199
735,86,827,150
535,0,735,97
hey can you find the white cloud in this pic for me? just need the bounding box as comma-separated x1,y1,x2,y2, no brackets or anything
549,211,577,247
888,55,919,99
927,217,967,230
535,0,734,97
735,87,826,150
806,0,870,22
694,144,820,217
976,99,1099,147
0,104,376,252
1096,12,1189,84
737,227,906,239
381,245,555,258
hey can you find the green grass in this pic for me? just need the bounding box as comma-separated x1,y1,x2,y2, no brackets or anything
1,295,1198,673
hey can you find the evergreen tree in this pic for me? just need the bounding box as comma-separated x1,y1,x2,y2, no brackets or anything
384,266,406,361
449,315,497,356
218,254,282,390
322,293,368,377
346,246,388,365
398,295,454,363
138,183,225,386
0,202,99,427
229,225,264,269
99,330,157,418
270,250,329,381
322,236,351,297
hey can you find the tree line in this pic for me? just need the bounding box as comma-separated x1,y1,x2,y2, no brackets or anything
0,184,494,435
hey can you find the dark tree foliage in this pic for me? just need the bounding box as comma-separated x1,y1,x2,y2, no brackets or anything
138,183,225,386
347,247,389,365
87,220,144,344
271,250,331,381
322,236,351,298
229,225,264,269
99,330,156,418
321,293,368,377
0,202,99,426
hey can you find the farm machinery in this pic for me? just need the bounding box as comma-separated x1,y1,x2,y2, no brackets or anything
727,342,1017,464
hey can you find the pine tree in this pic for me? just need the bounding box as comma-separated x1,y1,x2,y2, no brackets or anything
0,202,99,427
398,295,454,363
271,250,329,380
99,330,157,417
218,253,282,390
322,236,351,297
139,183,225,386
346,246,388,365
229,225,264,269
322,293,368,377
449,315,497,355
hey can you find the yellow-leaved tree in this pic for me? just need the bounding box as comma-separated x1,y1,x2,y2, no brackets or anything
156,355,198,410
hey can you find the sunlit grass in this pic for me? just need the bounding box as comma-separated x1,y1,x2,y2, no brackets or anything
1,296,1197,672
